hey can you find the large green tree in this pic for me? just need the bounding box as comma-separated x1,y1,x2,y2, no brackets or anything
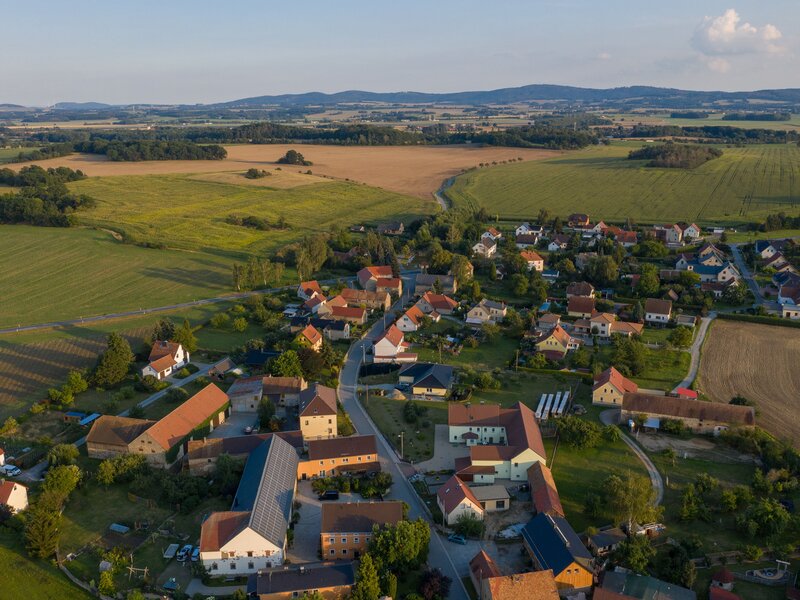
93,333,133,387
601,471,662,532
24,505,62,558
612,534,655,573
270,350,304,378
172,318,198,353
351,553,381,600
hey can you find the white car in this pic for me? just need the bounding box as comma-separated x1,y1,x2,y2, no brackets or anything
1,465,21,477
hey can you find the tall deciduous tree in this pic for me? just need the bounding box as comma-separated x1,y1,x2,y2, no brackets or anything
173,319,198,353
601,471,662,532
93,333,133,387
270,350,304,378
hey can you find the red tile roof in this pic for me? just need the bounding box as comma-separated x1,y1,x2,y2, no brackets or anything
148,353,178,374
470,550,501,580
674,387,698,399
593,367,638,394
199,511,249,551
420,292,458,312
623,392,755,426
148,340,182,362
403,305,426,325
645,298,672,316
437,475,481,514
486,571,559,600
568,296,596,315
527,462,564,517
376,324,404,347
520,250,544,263
300,280,323,296
0,480,27,505
377,277,402,289
299,324,322,346
330,306,366,319
145,383,229,450
711,568,734,584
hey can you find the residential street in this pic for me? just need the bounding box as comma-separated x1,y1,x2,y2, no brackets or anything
337,275,470,600
730,243,780,312
672,312,715,392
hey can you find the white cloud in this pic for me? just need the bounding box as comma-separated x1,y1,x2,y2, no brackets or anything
597,52,611,60
692,9,784,57
705,57,731,73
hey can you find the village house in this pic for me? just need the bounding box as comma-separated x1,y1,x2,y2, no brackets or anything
320,501,404,560
414,272,457,295
574,252,598,270
521,250,545,272
482,226,503,241
566,281,595,299
307,317,351,341
711,568,735,592
515,222,543,237
436,474,484,525
302,294,327,315
263,376,307,408
472,237,498,258
396,305,438,333
326,305,367,325
574,312,643,339
142,340,190,381
184,432,303,475
0,479,29,513
415,291,458,315
654,223,684,245
533,325,582,360
567,296,596,318
246,562,356,600
199,435,299,574
375,277,403,297
592,367,639,406
372,325,416,363
356,265,394,291
612,229,638,247
621,392,755,435
339,288,391,311
522,513,594,593
587,527,627,556
227,376,266,413
470,484,511,513
377,221,404,235
645,298,672,324
398,362,454,397
527,461,564,518
466,299,507,324
449,402,547,482
298,383,338,443
547,233,570,252
478,569,560,600
536,313,561,332
470,550,502,595
677,222,702,241
515,232,541,248
85,415,156,459
295,324,323,351
297,280,324,301
297,435,379,480
567,213,590,228
754,239,787,260
598,571,697,600
779,284,800,319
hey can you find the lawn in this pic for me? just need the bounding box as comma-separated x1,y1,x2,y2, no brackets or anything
0,224,236,328
633,348,691,391
70,173,431,254
446,143,800,225
362,394,448,463
469,371,591,409
0,530,93,600
692,562,800,600
416,334,519,371
195,320,265,353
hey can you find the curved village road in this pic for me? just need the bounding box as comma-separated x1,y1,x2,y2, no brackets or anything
337,275,470,600
672,312,716,393
600,409,664,505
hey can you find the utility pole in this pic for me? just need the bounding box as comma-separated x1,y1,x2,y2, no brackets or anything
398,431,404,460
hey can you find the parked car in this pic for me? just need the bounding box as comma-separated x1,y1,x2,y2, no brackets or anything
318,490,340,501
1,465,21,477
176,544,193,562
191,546,200,562
243,426,253,435
447,534,467,545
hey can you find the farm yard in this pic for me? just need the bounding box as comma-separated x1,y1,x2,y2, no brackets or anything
445,142,800,224
12,143,560,199
68,174,431,254
696,319,800,445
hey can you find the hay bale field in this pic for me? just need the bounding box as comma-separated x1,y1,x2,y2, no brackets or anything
0,327,150,419
446,142,800,224
11,143,559,198
696,319,800,445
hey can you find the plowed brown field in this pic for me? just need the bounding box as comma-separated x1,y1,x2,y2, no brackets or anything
10,144,559,198
697,319,800,444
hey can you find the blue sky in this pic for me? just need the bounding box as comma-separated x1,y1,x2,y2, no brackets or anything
3,0,798,105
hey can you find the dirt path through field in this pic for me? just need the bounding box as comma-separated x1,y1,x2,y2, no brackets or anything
10,144,559,198
697,319,800,445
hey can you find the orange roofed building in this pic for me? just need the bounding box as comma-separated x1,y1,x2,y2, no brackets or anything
592,367,638,407
142,340,189,380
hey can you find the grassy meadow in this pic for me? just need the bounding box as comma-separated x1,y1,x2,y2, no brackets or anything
69,173,432,254
446,143,800,224
607,111,800,131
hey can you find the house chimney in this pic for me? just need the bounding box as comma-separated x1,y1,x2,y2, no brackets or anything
299,565,305,575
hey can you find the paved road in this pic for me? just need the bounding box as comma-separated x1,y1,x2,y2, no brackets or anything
336,276,469,600
730,243,780,312
600,409,664,505
672,312,716,392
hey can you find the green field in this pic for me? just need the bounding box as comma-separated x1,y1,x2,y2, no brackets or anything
0,147,29,163
608,111,800,131
70,173,431,254
0,530,92,600
0,225,235,328
446,143,800,224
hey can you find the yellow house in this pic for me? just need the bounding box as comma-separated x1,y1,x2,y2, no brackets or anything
591,366,639,406
298,383,338,443
295,324,323,352
534,325,580,359
522,513,594,593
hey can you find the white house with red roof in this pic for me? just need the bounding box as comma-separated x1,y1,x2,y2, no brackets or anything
416,292,458,316
357,265,394,291
373,325,416,363
297,280,323,300
303,294,328,315
0,479,29,513
520,250,544,272
472,237,497,258
436,475,484,525
142,340,189,380
396,305,439,333
482,227,503,241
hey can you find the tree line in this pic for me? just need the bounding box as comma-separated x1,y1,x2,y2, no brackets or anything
73,139,226,161
0,165,95,227
6,142,74,163
628,142,722,169
622,124,800,144
722,112,791,122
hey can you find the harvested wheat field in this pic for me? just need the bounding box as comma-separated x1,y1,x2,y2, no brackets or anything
697,319,800,445
11,144,559,198
0,328,149,419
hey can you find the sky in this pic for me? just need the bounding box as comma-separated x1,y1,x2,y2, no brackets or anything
2,0,799,105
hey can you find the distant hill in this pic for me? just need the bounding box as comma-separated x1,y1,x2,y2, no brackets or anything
52,102,113,110
215,84,800,107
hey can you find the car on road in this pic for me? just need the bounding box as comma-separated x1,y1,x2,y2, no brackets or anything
191,546,200,562
176,544,193,562
243,426,253,435
447,534,467,545
1,465,21,477
318,490,340,501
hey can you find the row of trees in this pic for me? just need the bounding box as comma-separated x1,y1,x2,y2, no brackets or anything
73,139,226,161
231,257,286,291
628,142,723,169
624,124,800,144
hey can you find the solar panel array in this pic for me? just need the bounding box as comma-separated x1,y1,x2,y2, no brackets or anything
248,435,300,546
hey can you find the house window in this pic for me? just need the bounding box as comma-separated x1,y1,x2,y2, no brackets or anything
247,551,253,557
305,420,309,425
357,457,362,462
354,537,359,544
248,562,254,570
230,563,236,570
328,419,332,424
329,537,335,543
341,537,347,543
212,563,218,570
320,461,324,465
497,500,505,509
343,458,349,463
342,549,348,555
329,549,335,555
